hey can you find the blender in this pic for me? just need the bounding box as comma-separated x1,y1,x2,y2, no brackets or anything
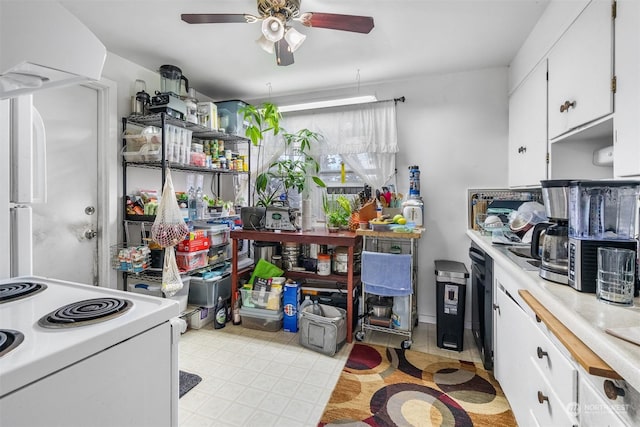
567,180,640,293
530,180,571,284
149,65,188,119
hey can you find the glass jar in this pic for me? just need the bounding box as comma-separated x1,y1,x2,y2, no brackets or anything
317,254,331,276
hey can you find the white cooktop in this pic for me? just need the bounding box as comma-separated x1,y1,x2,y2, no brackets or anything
0,276,179,398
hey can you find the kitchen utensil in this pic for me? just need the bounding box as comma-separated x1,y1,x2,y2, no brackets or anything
597,247,635,306
531,221,569,284
159,64,188,97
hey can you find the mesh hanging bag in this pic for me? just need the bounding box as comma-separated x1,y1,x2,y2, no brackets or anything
151,168,189,248
162,246,183,297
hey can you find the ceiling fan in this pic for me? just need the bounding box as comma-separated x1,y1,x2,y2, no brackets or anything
181,0,374,66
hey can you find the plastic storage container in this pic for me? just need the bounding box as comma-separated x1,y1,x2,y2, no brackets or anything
187,306,215,329
435,260,469,351
128,275,191,313
175,250,209,271
240,287,282,310
188,273,231,308
239,306,283,331
193,223,230,246
215,100,249,136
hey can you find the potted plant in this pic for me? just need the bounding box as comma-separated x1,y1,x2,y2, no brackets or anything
323,193,352,232
237,102,282,229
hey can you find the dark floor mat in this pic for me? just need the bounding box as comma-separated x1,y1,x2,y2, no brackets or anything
179,370,202,398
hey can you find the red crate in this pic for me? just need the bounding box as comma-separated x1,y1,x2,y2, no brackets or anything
177,236,210,252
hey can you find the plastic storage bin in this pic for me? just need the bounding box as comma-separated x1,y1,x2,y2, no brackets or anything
188,273,231,308
128,275,191,313
435,260,469,351
215,100,249,136
193,223,229,246
187,306,215,329
240,287,282,310
239,306,283,331
176,250,209,271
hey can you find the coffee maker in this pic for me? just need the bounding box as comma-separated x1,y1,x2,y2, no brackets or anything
568,180,640,293
531,180,571,284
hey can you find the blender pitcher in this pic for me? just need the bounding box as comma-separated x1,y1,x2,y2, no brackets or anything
159,65,188,97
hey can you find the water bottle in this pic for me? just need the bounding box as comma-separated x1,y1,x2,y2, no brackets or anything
299,295,313,318
311,300,323,316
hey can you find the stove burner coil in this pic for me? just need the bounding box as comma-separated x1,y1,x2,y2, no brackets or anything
0,282,47,303
0,329,25,357
38,298,133,328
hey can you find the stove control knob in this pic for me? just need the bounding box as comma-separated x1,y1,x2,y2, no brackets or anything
85,229,97,240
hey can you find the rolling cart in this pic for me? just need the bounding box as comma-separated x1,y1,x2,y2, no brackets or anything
354,228,423,349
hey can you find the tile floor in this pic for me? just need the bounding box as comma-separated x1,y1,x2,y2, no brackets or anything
178,321,482,427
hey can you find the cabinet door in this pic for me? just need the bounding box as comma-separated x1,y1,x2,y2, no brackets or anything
494,284,534,426
508,60,548,188
614,0,640,177
548,0,614,140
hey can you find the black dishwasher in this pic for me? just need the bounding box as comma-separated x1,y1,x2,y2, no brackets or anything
469,241,494,370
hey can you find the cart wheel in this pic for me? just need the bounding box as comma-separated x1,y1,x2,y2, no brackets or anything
401,340,412,349
355,331,365,341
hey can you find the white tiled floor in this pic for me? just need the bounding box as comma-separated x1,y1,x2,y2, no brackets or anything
178,322,482,427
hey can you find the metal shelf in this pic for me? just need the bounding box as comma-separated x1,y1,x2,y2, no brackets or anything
123,160,249,175
126,113,251,142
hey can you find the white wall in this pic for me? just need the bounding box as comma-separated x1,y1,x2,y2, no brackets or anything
103,51,510,324
251,67,510,325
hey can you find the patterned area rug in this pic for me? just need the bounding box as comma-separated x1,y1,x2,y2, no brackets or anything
319,343,516,427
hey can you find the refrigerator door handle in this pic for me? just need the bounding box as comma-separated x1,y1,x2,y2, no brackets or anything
10,204,33,276
31,106,47,203
10,95,47,204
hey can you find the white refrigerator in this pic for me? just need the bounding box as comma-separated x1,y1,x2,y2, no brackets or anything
0,96,47,279
0,1,106,280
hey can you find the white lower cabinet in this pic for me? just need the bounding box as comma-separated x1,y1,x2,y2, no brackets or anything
494,266,578,426
578,371,627,427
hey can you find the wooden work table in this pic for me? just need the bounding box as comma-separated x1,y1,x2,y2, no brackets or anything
230,228,363,342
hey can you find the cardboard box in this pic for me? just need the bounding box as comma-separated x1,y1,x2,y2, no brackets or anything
177,236,210,252
283,282,300,333
188,306,215,329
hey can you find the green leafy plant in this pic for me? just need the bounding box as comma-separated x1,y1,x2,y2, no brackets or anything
323,193,352,228
240,102,282,147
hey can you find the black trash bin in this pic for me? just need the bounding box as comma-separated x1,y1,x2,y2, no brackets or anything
435,260,469,351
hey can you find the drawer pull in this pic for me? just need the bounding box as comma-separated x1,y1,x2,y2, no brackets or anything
537,391,549,404
536,346,548,359
604,380,626,400
560,100,576,112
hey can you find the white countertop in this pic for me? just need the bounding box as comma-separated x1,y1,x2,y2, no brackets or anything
467,230,640,391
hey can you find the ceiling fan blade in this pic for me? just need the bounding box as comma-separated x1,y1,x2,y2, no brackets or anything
275,38,294,66
181,14,250,24
301,13,374,34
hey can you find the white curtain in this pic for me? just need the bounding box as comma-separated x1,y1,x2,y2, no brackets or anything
281,100,398,190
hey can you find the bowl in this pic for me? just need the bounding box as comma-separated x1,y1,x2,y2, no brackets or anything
371,305,391,318
369,220,393,231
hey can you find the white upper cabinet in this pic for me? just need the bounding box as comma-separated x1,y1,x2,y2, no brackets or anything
613,0,640,177
508,60,548,188
547,0,614,140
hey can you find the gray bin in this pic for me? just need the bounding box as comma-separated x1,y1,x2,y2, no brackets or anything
299,304,346,356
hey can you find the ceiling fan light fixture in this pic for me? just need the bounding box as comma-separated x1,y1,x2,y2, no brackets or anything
284,27,306,53
261,16,285,42
256,35,275,54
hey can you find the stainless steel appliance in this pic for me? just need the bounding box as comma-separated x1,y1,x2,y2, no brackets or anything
568,180,640,293
264,205,297,231
469,241,493,370
0,276,181,426
531,180,571,284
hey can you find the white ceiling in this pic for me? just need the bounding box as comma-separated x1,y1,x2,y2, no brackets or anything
59,0,550,101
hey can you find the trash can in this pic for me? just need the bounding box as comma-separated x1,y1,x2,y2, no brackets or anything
435,260,469,351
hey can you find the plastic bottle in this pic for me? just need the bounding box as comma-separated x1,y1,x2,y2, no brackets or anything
186,174,197,221
214,296,227,329
311,300,324,316
195,174,206,220
299,295,313,318
391,296,410,331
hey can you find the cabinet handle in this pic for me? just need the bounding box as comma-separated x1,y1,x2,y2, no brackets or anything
604,380,626,400
518,146,527,154
493,303,500,315
537,391,549,404
560,100,576,113
536,346,548,359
